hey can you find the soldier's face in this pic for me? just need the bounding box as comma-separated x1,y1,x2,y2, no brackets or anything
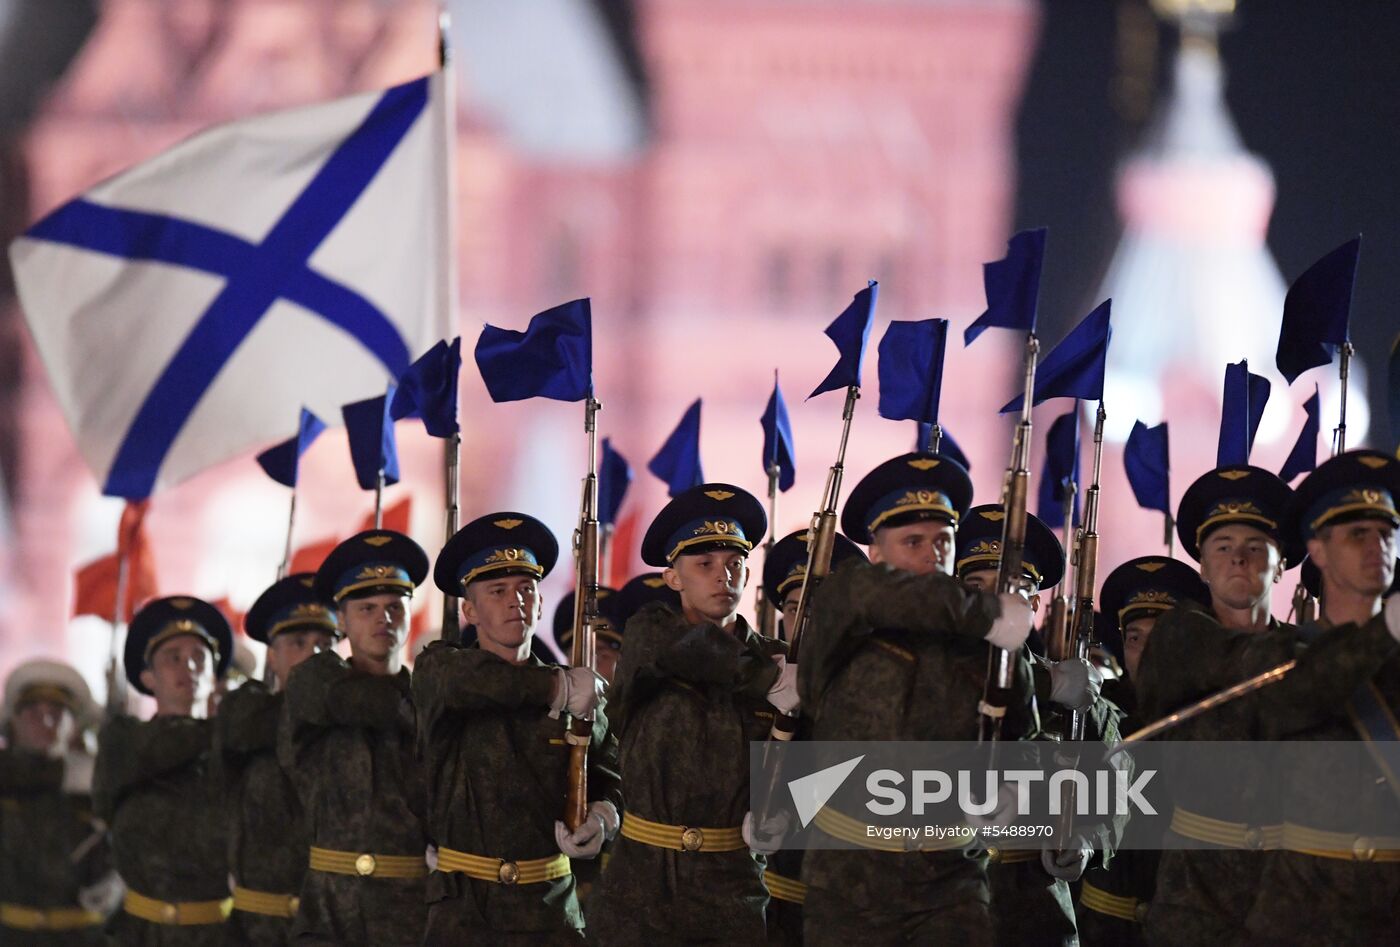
11,698,75,755
664,549,749,625
869,520,955,576
962,568,1041,611
139,634,217,718
266,629,336,686
1198,524,1282,612
1308,519,1397,599
780,590,801,641
462,575,542,653
597,634,622,683
1122,615,1157,680
338,593,410,664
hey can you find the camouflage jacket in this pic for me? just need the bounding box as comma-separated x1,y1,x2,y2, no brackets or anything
587,605,784,945
412,639,621,935
278,651,426,947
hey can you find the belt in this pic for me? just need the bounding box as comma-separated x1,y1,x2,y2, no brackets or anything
436,847,572,885
985,847,1039,864
1079,881,1144,922
308,846,427,879
0,903,105,931
1170,806,1282,850
811,807,969,853
231,885,300,918
764,871,807,904
1281,822,1400,862
123,890,232,926
619,813,746,852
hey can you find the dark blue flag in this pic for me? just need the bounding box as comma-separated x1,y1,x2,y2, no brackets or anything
965,227,1047,345
1276,237,1360,384
1000,300,1112,414
914,423,971,472
1279,386,1321,482
391,337,461,437
256,407,326,488
342,387,400,490
1217,360,1271,466
474,298,592,403
599,437,632,527
878,318,949,425
1037,409,1081,530
1124,420,1170,514
809,281,877,399
648,399,703,497
760,375,796,492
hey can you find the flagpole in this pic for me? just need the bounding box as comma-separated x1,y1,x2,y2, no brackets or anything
1333,341,1353,455
1165,512,1176,558
278,482,297,580
437,7,463,644
106,515,133,718
756,462,779,639
374,469,385,528
924,422,943,454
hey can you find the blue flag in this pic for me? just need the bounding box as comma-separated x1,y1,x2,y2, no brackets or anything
1000,300,1112,414
1276,237,1360,385
965,227,1046,345
1279,386,1321,483
914,423,971,472
809,281,877,399
649,400,703,497
1124,420,1170,514
878,318,949,425
760,375,797,492
599,437,632,527
475,298,592,402
1037,409,1081,530
1217,360,1271,466
390,337,461,437
255,407,326,488
342,387,400,490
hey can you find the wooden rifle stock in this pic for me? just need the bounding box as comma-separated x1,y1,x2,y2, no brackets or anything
564,399,602,832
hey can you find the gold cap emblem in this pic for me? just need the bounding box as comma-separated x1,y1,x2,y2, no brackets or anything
980,510,1006,522
170,598,193,609
494,518,524,529
1218,470,1251,481
704,490,735,501
643,577,666,588
363,535,393,547
907,458,940,471
1137,562,1166,573
299,577,314,588
1359,455,1389,470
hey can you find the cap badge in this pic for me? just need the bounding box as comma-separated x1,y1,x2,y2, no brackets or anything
494,518,523,529
704,490,735,501
907,458,940,471
364,536,393,547
1218,470,1251,481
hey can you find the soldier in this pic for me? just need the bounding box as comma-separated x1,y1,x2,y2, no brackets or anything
217,574,338,945
0,659,111,944
954,504,1113,947
414,512,620,945
757,528,867,945
278,530,429,947
93,596,234,945
553,584,623,682
612,572,681,628
587,483,794,946
1243,449,1400,945
1076,557,1209,946
797,453,1035,946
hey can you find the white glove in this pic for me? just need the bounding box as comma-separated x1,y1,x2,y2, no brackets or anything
985,593,1033,651
766,655,800,714
78,869,125,916
549,667,606,719
425,844,439,872
1384,595,1400,643
1049,658,1103,712
742,809,790,855
1041,841,1093,882
554,802,617,859
62,750,95,795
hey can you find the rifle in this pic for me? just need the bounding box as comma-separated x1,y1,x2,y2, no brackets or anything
563,397,602,831
978,334,1040,746
755,461,781,639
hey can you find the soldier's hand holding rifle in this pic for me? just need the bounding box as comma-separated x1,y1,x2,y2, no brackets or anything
985,592,1034,651
765,654,800,715
548,667,605,720
1048,658,1102,712
554,801,619,859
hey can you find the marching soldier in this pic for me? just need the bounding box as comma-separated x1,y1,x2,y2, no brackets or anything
93,596,234,945
0,659,111,944
588,483,793,946
217,574,338,945
278,530,430,947
1076,557,1209,946
414,512,620,945
797,453,1035,946
1243,450,1400,945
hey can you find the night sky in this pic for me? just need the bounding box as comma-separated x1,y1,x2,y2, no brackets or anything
1015,0,1400,448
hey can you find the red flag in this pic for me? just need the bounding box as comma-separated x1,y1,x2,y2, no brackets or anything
358,496,413,535
606,510,641,588
290,536,339,575
73,501,157,621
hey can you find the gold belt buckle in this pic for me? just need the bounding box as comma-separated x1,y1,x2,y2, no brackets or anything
1242,826,1264,851
1134,901,1150,923
288,896,300,914
680,827,704,852
354,853,377,877
1352,837,1375,862
160,902,179,924
497,860,519,885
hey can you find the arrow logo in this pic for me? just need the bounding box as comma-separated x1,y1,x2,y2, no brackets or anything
788,755,864,828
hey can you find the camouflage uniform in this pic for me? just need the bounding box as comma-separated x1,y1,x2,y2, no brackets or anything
0,748,109,945
215,681,305,946
413,639,622,945
797,560,1035,947
94,714,229,946
278,650,426,946
587,604,784,946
